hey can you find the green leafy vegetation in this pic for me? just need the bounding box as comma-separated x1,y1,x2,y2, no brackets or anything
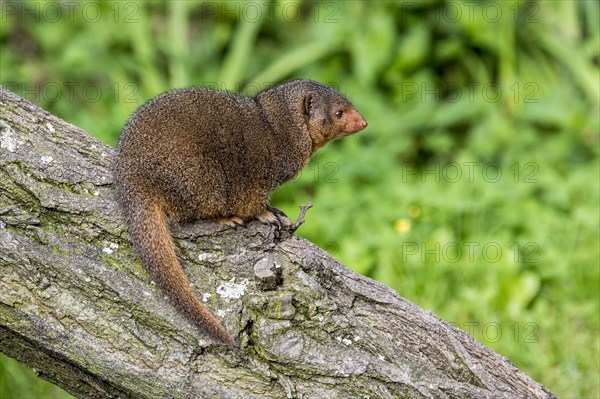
1,1,598,398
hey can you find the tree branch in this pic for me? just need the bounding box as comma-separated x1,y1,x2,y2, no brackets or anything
0,86,557,399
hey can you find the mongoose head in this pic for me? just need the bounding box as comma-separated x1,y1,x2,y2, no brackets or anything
290,80,368,151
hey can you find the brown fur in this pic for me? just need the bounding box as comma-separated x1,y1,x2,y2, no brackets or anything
113,79,367,347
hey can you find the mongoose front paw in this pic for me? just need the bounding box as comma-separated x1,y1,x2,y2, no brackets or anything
258,207,292,229
217,216,245,227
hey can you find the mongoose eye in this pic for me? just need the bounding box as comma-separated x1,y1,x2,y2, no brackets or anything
335,110,344,118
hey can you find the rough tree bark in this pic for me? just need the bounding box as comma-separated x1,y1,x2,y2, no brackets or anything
0,86,557,399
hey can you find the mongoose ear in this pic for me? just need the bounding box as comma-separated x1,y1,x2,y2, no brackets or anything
303,94,314,120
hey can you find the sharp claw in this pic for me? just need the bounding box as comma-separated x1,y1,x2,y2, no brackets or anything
257,208,292,230
266,206,292,227
267,206,288,219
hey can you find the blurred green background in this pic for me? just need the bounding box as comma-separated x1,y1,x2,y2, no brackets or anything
1,0,598,398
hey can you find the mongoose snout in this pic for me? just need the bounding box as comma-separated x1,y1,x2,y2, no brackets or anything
341,108,368,135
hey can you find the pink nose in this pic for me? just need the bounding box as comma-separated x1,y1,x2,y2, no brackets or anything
344,110,368,134
354,112,368,131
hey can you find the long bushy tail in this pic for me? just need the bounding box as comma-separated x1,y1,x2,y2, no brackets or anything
121,194,236,348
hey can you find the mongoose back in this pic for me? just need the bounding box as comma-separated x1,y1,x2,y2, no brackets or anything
113,79,367,348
